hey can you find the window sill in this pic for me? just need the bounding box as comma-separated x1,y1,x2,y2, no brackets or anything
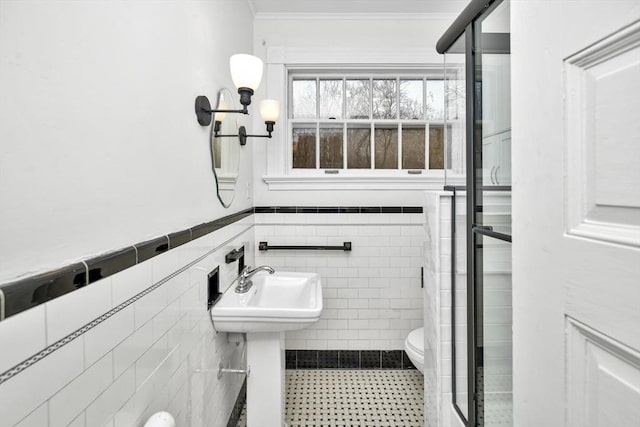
262,174,446,191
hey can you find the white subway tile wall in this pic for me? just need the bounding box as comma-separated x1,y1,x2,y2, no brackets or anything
0,217,254,427
254,213,425,351
428,192,512,427
422,191,444,427
0,305,47,375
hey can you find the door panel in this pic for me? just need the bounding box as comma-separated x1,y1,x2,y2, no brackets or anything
512,2,640,426
566,21,640,247
567,318,640,427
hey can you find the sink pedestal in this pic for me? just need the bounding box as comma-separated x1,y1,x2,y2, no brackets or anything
210,271,323,427
246,331,286,427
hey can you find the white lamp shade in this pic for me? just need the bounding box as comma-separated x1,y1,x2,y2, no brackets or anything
230,54,263,91
260,99,280,122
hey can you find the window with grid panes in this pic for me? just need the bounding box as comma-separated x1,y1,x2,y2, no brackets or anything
289,73,445,172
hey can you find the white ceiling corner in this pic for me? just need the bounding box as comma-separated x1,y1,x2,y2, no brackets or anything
250,0,467,16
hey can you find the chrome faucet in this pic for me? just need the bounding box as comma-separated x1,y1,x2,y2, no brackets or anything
235,265,275,293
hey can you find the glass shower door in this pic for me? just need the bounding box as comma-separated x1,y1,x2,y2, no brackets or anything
473,1,512,425
441,1,511,425
444,33,469,422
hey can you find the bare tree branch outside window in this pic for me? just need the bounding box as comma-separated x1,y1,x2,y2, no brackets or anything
292,127,316,168
347,126,371,168
375,126,398,169
373,79,397,119
346,80,370,119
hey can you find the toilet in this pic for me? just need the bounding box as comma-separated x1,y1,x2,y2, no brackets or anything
404,327,424,374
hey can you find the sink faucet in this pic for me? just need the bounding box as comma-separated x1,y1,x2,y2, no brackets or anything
235,265,275,293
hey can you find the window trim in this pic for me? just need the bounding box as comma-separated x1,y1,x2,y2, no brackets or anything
261,46,449,190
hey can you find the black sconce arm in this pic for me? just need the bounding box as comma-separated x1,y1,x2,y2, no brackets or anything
204,106,249,115
213,125,274,146
195,95,249,126
213,120,243,138
238,125,274,145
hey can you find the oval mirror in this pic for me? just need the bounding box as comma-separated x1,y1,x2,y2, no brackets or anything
209,88,241,208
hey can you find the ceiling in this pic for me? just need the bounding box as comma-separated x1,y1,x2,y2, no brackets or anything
249,0,468,15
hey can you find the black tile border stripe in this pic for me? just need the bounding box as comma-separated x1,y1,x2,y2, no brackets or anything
254,206,423,214
0,208,253,322
0,205,423,321
0,225,253,386
285,350,417,370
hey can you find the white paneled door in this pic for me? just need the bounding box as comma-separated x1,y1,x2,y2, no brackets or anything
512,2,640,427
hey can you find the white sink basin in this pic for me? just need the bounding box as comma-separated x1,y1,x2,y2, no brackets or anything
211,271,323,333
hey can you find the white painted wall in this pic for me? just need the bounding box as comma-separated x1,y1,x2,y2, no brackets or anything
0,0,255,282
251,14,456,207
0,2,258,425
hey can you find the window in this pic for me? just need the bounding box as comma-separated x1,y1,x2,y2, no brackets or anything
289,73,445,172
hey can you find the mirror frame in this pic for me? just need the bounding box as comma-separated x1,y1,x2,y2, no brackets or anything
209,88,241,208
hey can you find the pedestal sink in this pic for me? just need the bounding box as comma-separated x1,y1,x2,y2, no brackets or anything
211,271,323,427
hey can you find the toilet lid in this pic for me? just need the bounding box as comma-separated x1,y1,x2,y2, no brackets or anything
406,327,424,355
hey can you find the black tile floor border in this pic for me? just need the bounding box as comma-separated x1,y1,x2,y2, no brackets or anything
339,350,360,369
0,207,254,321
361,350,381,369
226,378,247,427
296,350,319,369
285,349,297,369
402,351,418,370
286,350,416,370
382,350,404,369
318,350,339,369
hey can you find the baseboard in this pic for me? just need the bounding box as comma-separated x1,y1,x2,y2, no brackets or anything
286,350,417,370
226,378,247,427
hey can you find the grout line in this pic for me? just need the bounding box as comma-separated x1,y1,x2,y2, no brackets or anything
0,224,254,386
80,260,89,284
131,245,139,264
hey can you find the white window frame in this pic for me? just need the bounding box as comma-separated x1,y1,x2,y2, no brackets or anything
262,46,447,190
289,72,446,173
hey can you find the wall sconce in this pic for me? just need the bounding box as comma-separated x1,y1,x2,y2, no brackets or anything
195,54,263,126
215,100,280,146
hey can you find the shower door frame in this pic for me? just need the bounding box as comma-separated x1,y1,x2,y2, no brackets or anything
439,1,511,426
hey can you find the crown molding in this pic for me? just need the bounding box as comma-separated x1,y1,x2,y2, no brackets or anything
254,12,457,21
266,46,442,66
